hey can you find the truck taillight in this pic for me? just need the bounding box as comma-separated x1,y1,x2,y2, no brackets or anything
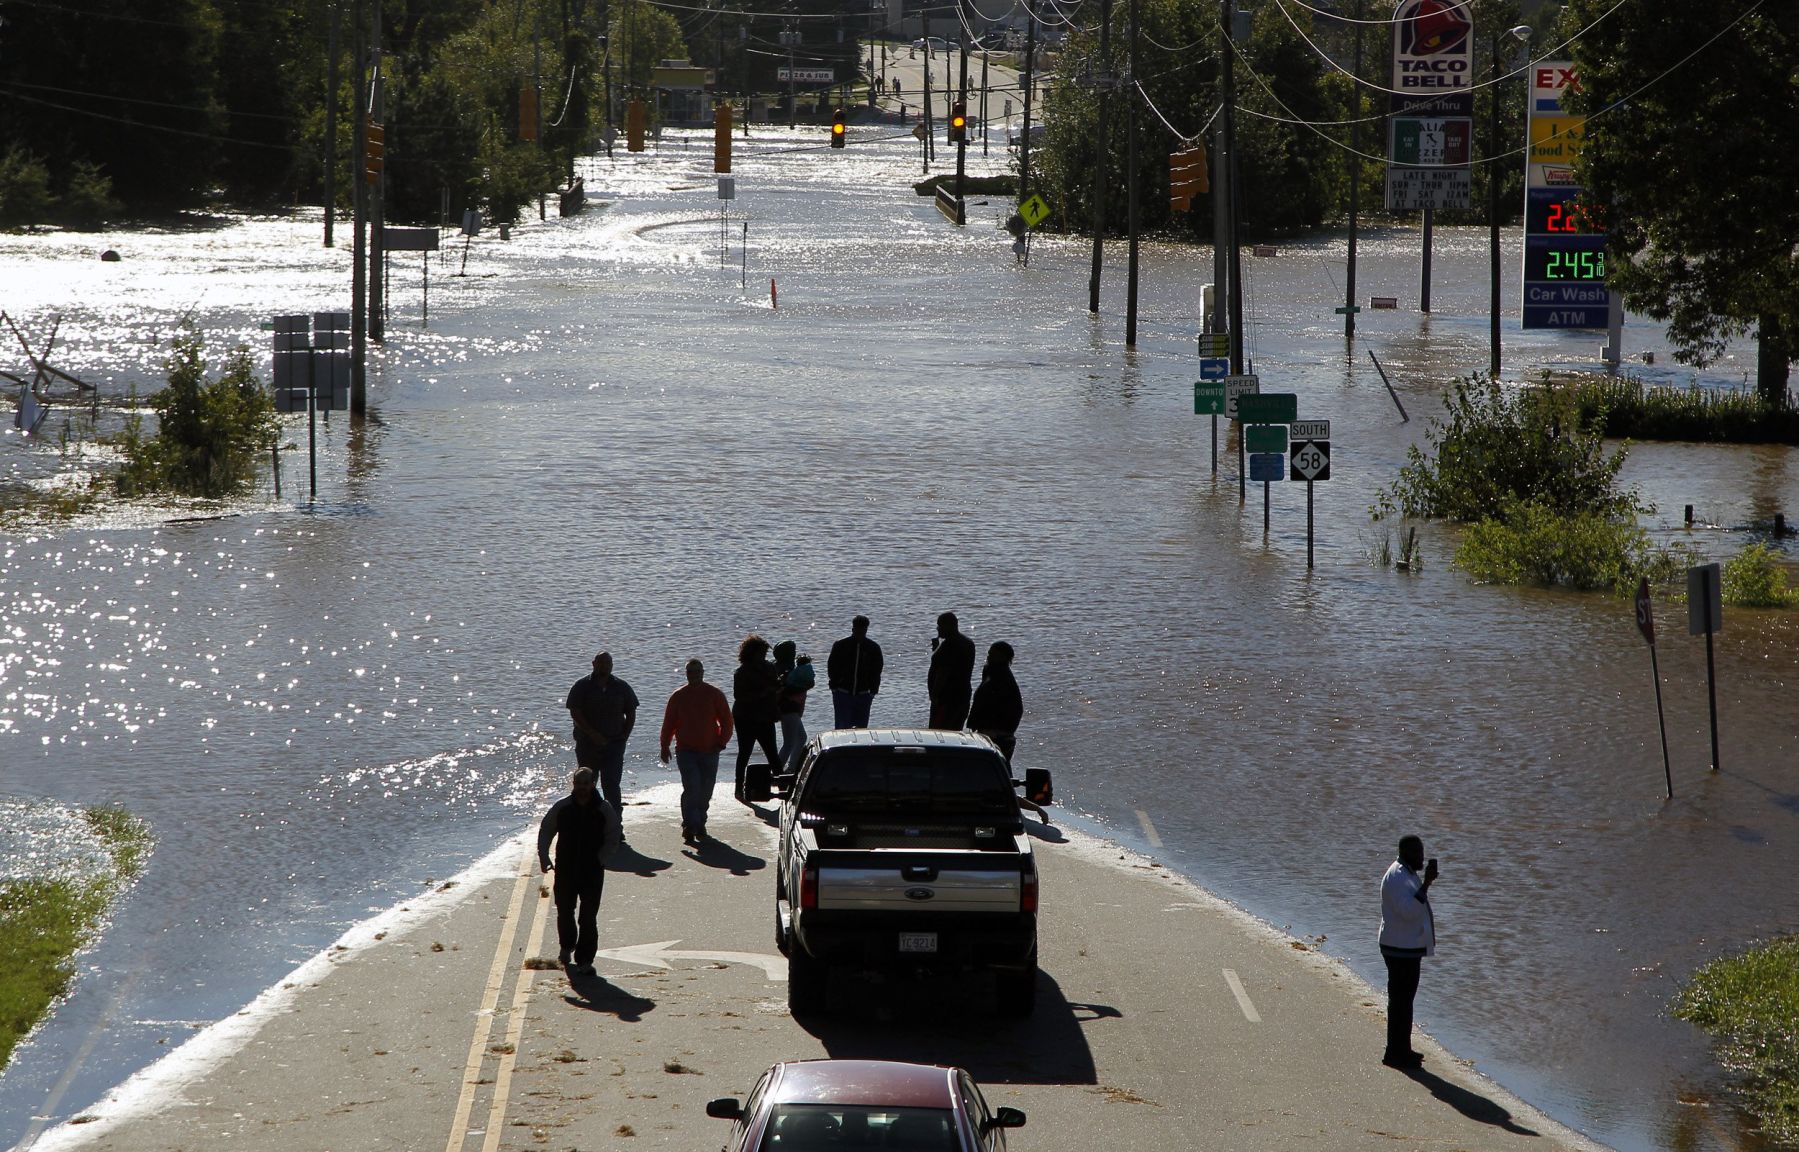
1020,869,1038,914
800,864,819,910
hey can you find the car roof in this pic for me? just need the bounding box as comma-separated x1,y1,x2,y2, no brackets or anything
815,727,999,754
769,1060,958,1109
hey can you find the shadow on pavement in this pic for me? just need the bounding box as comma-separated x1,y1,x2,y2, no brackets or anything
795,969,1110,1085
609,842,675,877
1401,1064,1540,1137
1023,821,1066,844
685,836,767,875
563,971,657,1022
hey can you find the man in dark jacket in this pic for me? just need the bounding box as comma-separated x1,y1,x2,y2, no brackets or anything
927,612,976,729
826,615,884,729
967,641,1023,763
566,651,638,824
538,767,623,976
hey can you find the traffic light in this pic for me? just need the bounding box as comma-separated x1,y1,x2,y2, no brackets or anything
830,108,846,149
715,102,733,172
626,99,647,153
364,118,384,183
948,102,967,145
1168,143,1208,212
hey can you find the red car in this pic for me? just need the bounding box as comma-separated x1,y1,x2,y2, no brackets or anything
706,1059,1026,1152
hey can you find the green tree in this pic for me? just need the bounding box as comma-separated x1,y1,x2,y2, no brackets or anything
1563,0,1799,403
0,146,53,228
1235,1,1343,235
116,333,277,500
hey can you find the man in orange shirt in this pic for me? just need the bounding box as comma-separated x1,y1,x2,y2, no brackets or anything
660,659,735,845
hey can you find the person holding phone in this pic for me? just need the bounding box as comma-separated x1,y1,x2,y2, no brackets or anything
1378,835,1438,1069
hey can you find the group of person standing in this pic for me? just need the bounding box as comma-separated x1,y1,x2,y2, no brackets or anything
542,614,1027,971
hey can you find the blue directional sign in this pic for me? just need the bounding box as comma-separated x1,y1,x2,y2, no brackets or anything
1199,357,1229,382
1249,452,1285,482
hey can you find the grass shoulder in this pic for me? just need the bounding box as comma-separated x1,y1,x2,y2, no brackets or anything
0,805,152,1071
1675,937,1799,1145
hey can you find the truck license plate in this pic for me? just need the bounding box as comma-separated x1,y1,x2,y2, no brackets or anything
898,932,938,954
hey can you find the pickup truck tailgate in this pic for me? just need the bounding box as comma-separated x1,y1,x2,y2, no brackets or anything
817,857,1022,913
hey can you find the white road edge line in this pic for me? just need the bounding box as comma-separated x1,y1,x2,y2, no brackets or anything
1222,968,1261,1022
1134,809,1164,848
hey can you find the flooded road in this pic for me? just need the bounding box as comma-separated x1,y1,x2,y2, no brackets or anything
2,128,1796,1152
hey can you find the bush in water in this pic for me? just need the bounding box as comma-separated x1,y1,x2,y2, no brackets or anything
114,331,277,499
1453,498,1695,593
1722,543,1799,608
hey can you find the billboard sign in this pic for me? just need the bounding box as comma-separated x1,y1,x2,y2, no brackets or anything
1521,61,1611,329
1387,0,1475,210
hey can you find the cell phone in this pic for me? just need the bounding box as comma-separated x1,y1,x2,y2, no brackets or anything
1427,857,1439,871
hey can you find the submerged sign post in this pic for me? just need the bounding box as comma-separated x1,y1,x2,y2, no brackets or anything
1635,577,1672,798
1237,393,1297,533
1522,61,1611,329
1288,420,1330,569
1688,562,1724,774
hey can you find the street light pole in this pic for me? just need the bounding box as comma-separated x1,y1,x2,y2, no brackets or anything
1489,24,1530,377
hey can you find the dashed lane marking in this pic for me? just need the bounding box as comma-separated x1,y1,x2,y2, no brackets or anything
1135,809,1164,848
1223,968,1262,1022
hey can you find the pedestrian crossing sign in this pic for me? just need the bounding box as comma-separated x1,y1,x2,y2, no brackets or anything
1018,195,1051,229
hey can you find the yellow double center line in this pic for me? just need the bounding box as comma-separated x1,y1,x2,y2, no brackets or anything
443,848,555,1152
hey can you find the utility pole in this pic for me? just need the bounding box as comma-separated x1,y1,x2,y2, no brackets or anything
922,9,934,162
1124,0,1140,345
1086,0,1115,315
324,2,338,248
367,0,384,352
1487,27,1501,376
956,13,970,197
1344,0,1362,341
1019,0,1036,202
602,0,614,156
785,21,797,128
979,35,989,156
350,0,366,410
1221,0,1242,372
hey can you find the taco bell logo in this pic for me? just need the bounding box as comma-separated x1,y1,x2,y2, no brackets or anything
1398,0,1471,56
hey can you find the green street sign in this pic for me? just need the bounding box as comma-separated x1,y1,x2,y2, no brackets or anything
1236,392,1298,424
1194,380,1226,415
1018,194,1051,228
1245,424,1288,453
1333,305,1361,315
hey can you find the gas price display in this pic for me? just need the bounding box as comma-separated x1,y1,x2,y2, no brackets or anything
1523,241,1606,282
1524,191,1600,236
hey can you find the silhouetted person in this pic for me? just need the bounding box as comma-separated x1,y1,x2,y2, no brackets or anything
566,651,638,824
538,767,622,977
772,640,814,770
731,634,782,803
927,612,976,729
827,615,884,729
1379,834,1438,1069
659,659,733,845
967,641,1023,763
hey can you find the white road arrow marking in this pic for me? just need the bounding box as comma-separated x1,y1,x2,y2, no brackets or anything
594,939,788,981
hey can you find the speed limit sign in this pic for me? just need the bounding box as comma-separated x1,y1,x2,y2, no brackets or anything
1290,439,1330,481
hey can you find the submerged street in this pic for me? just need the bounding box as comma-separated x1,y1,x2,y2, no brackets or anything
2,127,1796,1152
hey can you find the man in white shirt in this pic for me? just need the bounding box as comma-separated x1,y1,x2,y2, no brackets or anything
1378,835,1438,1069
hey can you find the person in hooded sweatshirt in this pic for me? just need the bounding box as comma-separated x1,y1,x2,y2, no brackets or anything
537,767,622,977
966,641,1023,763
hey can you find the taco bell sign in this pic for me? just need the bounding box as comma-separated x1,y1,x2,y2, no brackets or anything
1386,0,1475,210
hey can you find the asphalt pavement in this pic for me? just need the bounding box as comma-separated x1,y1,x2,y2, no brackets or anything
33,784,1605,1152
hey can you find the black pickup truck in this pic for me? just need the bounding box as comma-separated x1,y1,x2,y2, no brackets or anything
767,728,1052,1017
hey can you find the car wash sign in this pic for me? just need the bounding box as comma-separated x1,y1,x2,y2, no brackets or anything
1521,60,1610,329
1385,0,1474,211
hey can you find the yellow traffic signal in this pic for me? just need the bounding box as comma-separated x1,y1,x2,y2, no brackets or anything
626,99,647,153
948,102,967,145
830,109,846,148
364,119,384,183
1168,144,1208,212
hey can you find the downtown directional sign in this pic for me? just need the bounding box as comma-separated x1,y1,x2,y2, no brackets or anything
1194,380,1226,415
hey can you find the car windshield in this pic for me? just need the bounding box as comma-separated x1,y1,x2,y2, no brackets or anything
759,1104,960,1152
805,749,1015,818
